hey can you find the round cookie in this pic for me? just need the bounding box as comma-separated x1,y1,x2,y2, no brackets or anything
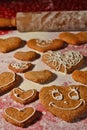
8,62,33,73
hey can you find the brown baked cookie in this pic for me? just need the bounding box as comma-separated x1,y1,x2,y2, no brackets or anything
3,107,36,127
0,37,24,53
24,70,56,84
0,72,22,95
14,51,40,61
8,62,33,73
42,50,84,74
76,32,87,44
58,32,86,45
72,70,87,85
39,85,87,122
27,39,65,52
10,88,39,104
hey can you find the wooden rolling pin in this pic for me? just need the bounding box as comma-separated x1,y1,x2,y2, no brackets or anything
0,11,87,31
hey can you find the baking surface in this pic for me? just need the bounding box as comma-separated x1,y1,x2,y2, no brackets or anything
0,30,87,130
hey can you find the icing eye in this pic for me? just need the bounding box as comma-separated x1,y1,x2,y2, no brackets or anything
50,89,63,101
68,88,79,100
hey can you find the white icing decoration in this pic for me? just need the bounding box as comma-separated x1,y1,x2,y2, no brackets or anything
4,107,35,123
36,39,52,47
49,99,86,110
68,87,79,100
43,50,83,73
0,72,15,88
11,62,28,69
13,88,35,101
49,89,63,101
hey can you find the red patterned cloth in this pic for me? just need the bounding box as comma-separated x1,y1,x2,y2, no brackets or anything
0,0,87,18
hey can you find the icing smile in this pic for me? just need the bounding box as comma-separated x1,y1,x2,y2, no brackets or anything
49,99,85,110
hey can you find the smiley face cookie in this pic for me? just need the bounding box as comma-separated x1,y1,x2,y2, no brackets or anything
72,70,87,85
39,85,87,122
8,62,33,73
0,37,23,53
0,72,20,95
14,51,40,61
42,50,84,74
10,88,39,104
27,39,65,52
3,107,36,127
24,70,55,84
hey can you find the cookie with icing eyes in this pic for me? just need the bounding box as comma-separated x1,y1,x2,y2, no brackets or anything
39,85,87,122
27,39,65,52
72,70,87,85
3,107,36,127
42,50,84,74
10,88,39,104
8,62,34,73
14,51,40,61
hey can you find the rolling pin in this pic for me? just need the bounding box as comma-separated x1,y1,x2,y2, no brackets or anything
0,11,87,31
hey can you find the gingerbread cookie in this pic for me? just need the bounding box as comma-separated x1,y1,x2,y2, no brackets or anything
0,37,23,53
42,50,84,74
0,72,21,95
24,70,55,84
39,85,87,122
14,51,40,61
72,70,87,85
8,62,33,73
59,32,87,45
3,107,36,127
10,88,39,104
27,39,65,52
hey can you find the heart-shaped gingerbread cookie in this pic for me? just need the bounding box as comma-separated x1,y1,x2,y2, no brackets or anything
0,72,19,95
3,107,36,127
27,39,65,52
24,70,55,84
10,88,39,104
14,51,40,61
0,37,23,53
72,70,87,85
39,85,87,122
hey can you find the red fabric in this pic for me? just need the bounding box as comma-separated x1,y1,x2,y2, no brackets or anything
0,0,87,18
